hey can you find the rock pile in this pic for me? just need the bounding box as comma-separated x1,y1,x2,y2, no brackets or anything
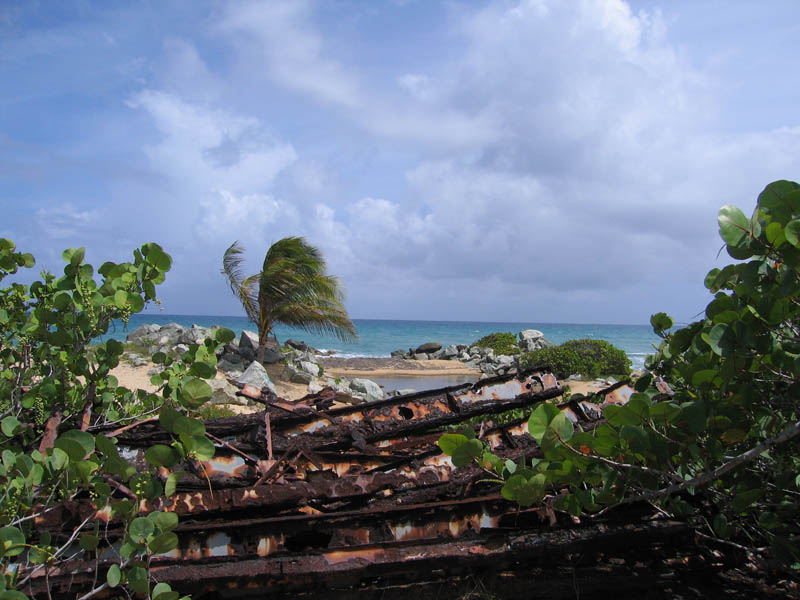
125,323,385,406
390,329,554,377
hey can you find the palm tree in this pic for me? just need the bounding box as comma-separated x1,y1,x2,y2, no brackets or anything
221,237,357,363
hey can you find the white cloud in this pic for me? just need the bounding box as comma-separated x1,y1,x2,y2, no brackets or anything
128,90,297,193
36,204,100,239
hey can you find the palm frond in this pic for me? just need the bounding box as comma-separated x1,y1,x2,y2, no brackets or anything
221,241,259,324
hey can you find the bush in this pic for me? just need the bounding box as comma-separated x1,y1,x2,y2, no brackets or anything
472,331,520,355
519,338,630,378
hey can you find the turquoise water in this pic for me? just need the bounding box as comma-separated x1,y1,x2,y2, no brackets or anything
99,315,661,369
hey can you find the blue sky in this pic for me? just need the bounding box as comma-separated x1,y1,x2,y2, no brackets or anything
2,0,799,324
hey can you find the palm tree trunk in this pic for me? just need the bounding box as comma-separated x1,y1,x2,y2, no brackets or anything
257,325,271,364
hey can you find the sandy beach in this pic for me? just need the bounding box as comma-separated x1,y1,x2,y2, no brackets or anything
110,355,611,408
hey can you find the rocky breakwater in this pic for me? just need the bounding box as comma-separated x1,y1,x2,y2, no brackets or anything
390,329,554,377
125,324,385,406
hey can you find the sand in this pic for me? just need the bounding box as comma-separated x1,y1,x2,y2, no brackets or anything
109,356,609,410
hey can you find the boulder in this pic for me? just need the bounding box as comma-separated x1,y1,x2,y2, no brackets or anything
496,355,514,367
217,359,243,375
284,365,313,384
209,379,248,406
298,360,321,377
286,339,318,353
235,361,277,394
413,353,429,361
415,342,442,354
441,345,459,359
307,380,324,394
390,349,406,358
350,378,384,401
518,329,553,352
125,323,159,343
239,330,280,364
178,324,213,345
173,344,189,357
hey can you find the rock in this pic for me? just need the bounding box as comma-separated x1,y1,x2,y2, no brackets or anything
173,343,189,356
238,330,280,364
479,363,495,375
239,330,259,361
235,361,277,394
390,349,406,358
219,351,242,365
519,329,554,352
307,380,324,394
442,345,459,359
350,378,384,400
125,324,160,343
394,388,417,397
496,355,514,367
146,367,162,376
217,359,243,375
458,351,471,361
178,324,213,345
132,357,148,367
298,360,321,377
209,379,248,406
284,365,313,384
413,353,429,361
415,342,442,354
567,374,583,381
286,339,318,353
430,349,445,360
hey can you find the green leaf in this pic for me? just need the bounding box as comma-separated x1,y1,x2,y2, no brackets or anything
603,404,641,427
784,219,800,247
165,471,183,496
0,527,25,557
145,444,179,468
173,415,205,437
527,403,560,442
691,369,718,388
79,534,100,551
152,351,167,364
159,408,182,433
438,433,469,456
127,566,150,594
548,412,573,443
128,517,154,543
215,328,235,344
650,312,674,333
180,377,212,409
731,488,761,513
721,428,747,444
713,514,729,538
148,531,179,555
718,205,750,247
189,361,216,379
153,511,179,532
1,416,19,437
54,430,95,461
184,435,215,462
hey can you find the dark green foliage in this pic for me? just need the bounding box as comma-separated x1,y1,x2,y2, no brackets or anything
0,239,221,599
472,332,520,355
519,339,631,378
439,179,800,569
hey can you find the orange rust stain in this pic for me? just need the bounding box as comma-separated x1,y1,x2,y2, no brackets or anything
325,547,384,565
257,535,283,557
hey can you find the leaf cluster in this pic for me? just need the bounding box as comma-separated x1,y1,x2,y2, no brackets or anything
439,180,800,568
519,338,631,379
0,239,231,599
472,332,520,355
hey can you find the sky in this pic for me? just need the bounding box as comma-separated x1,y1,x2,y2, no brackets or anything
1,0,799,325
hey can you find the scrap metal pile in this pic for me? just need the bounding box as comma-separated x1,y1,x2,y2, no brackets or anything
32,369,747,599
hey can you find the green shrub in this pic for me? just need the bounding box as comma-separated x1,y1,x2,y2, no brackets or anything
472,331,519,355
519,338,630,378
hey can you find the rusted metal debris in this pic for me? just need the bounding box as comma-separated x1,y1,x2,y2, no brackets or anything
31,370,741,599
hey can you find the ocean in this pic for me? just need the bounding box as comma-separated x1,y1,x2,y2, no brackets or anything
98,315,661,370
